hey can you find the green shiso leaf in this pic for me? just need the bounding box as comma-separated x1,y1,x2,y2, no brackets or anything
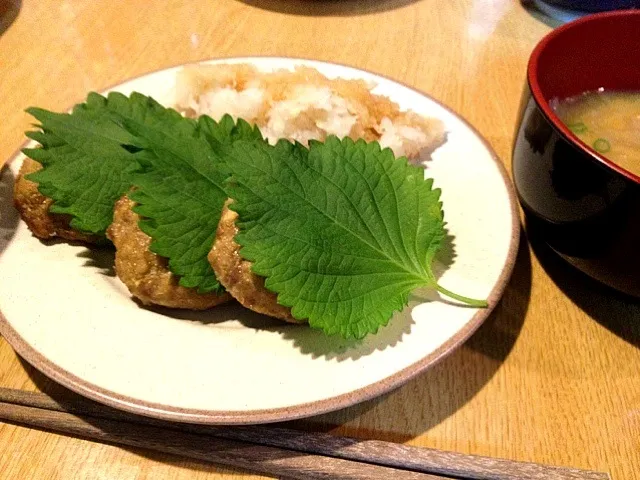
224,136,486,339
21,92,158,235
124,114,262,294
22,92,487,336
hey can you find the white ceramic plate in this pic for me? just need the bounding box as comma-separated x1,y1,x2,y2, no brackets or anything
0,58,519,424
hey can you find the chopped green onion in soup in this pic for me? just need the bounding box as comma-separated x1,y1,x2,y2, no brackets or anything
551,90,640,176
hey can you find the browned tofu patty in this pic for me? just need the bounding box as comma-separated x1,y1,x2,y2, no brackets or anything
13,158,98,243
107,195,230,310
208,201,304,324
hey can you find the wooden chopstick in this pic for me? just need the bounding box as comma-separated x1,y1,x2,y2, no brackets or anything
0,387,609,480
0,401,440,480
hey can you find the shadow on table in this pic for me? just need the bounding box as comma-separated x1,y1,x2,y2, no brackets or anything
292,231,533,442
0,167,20,256
526,219,640,349
0,0,20,36
519,0,566,28
236,0,420,17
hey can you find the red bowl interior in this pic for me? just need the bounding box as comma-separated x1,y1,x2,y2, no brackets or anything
528,10,640,184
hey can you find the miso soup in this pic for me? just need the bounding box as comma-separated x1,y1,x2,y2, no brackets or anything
551,90,640,177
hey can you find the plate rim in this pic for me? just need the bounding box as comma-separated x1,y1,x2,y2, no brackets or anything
0,56,521,425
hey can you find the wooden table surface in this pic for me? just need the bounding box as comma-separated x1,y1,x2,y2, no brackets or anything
0,0,638,478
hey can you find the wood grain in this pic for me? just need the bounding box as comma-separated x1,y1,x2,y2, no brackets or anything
0,402,448,480
0,1,639,480
0,388,608,480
